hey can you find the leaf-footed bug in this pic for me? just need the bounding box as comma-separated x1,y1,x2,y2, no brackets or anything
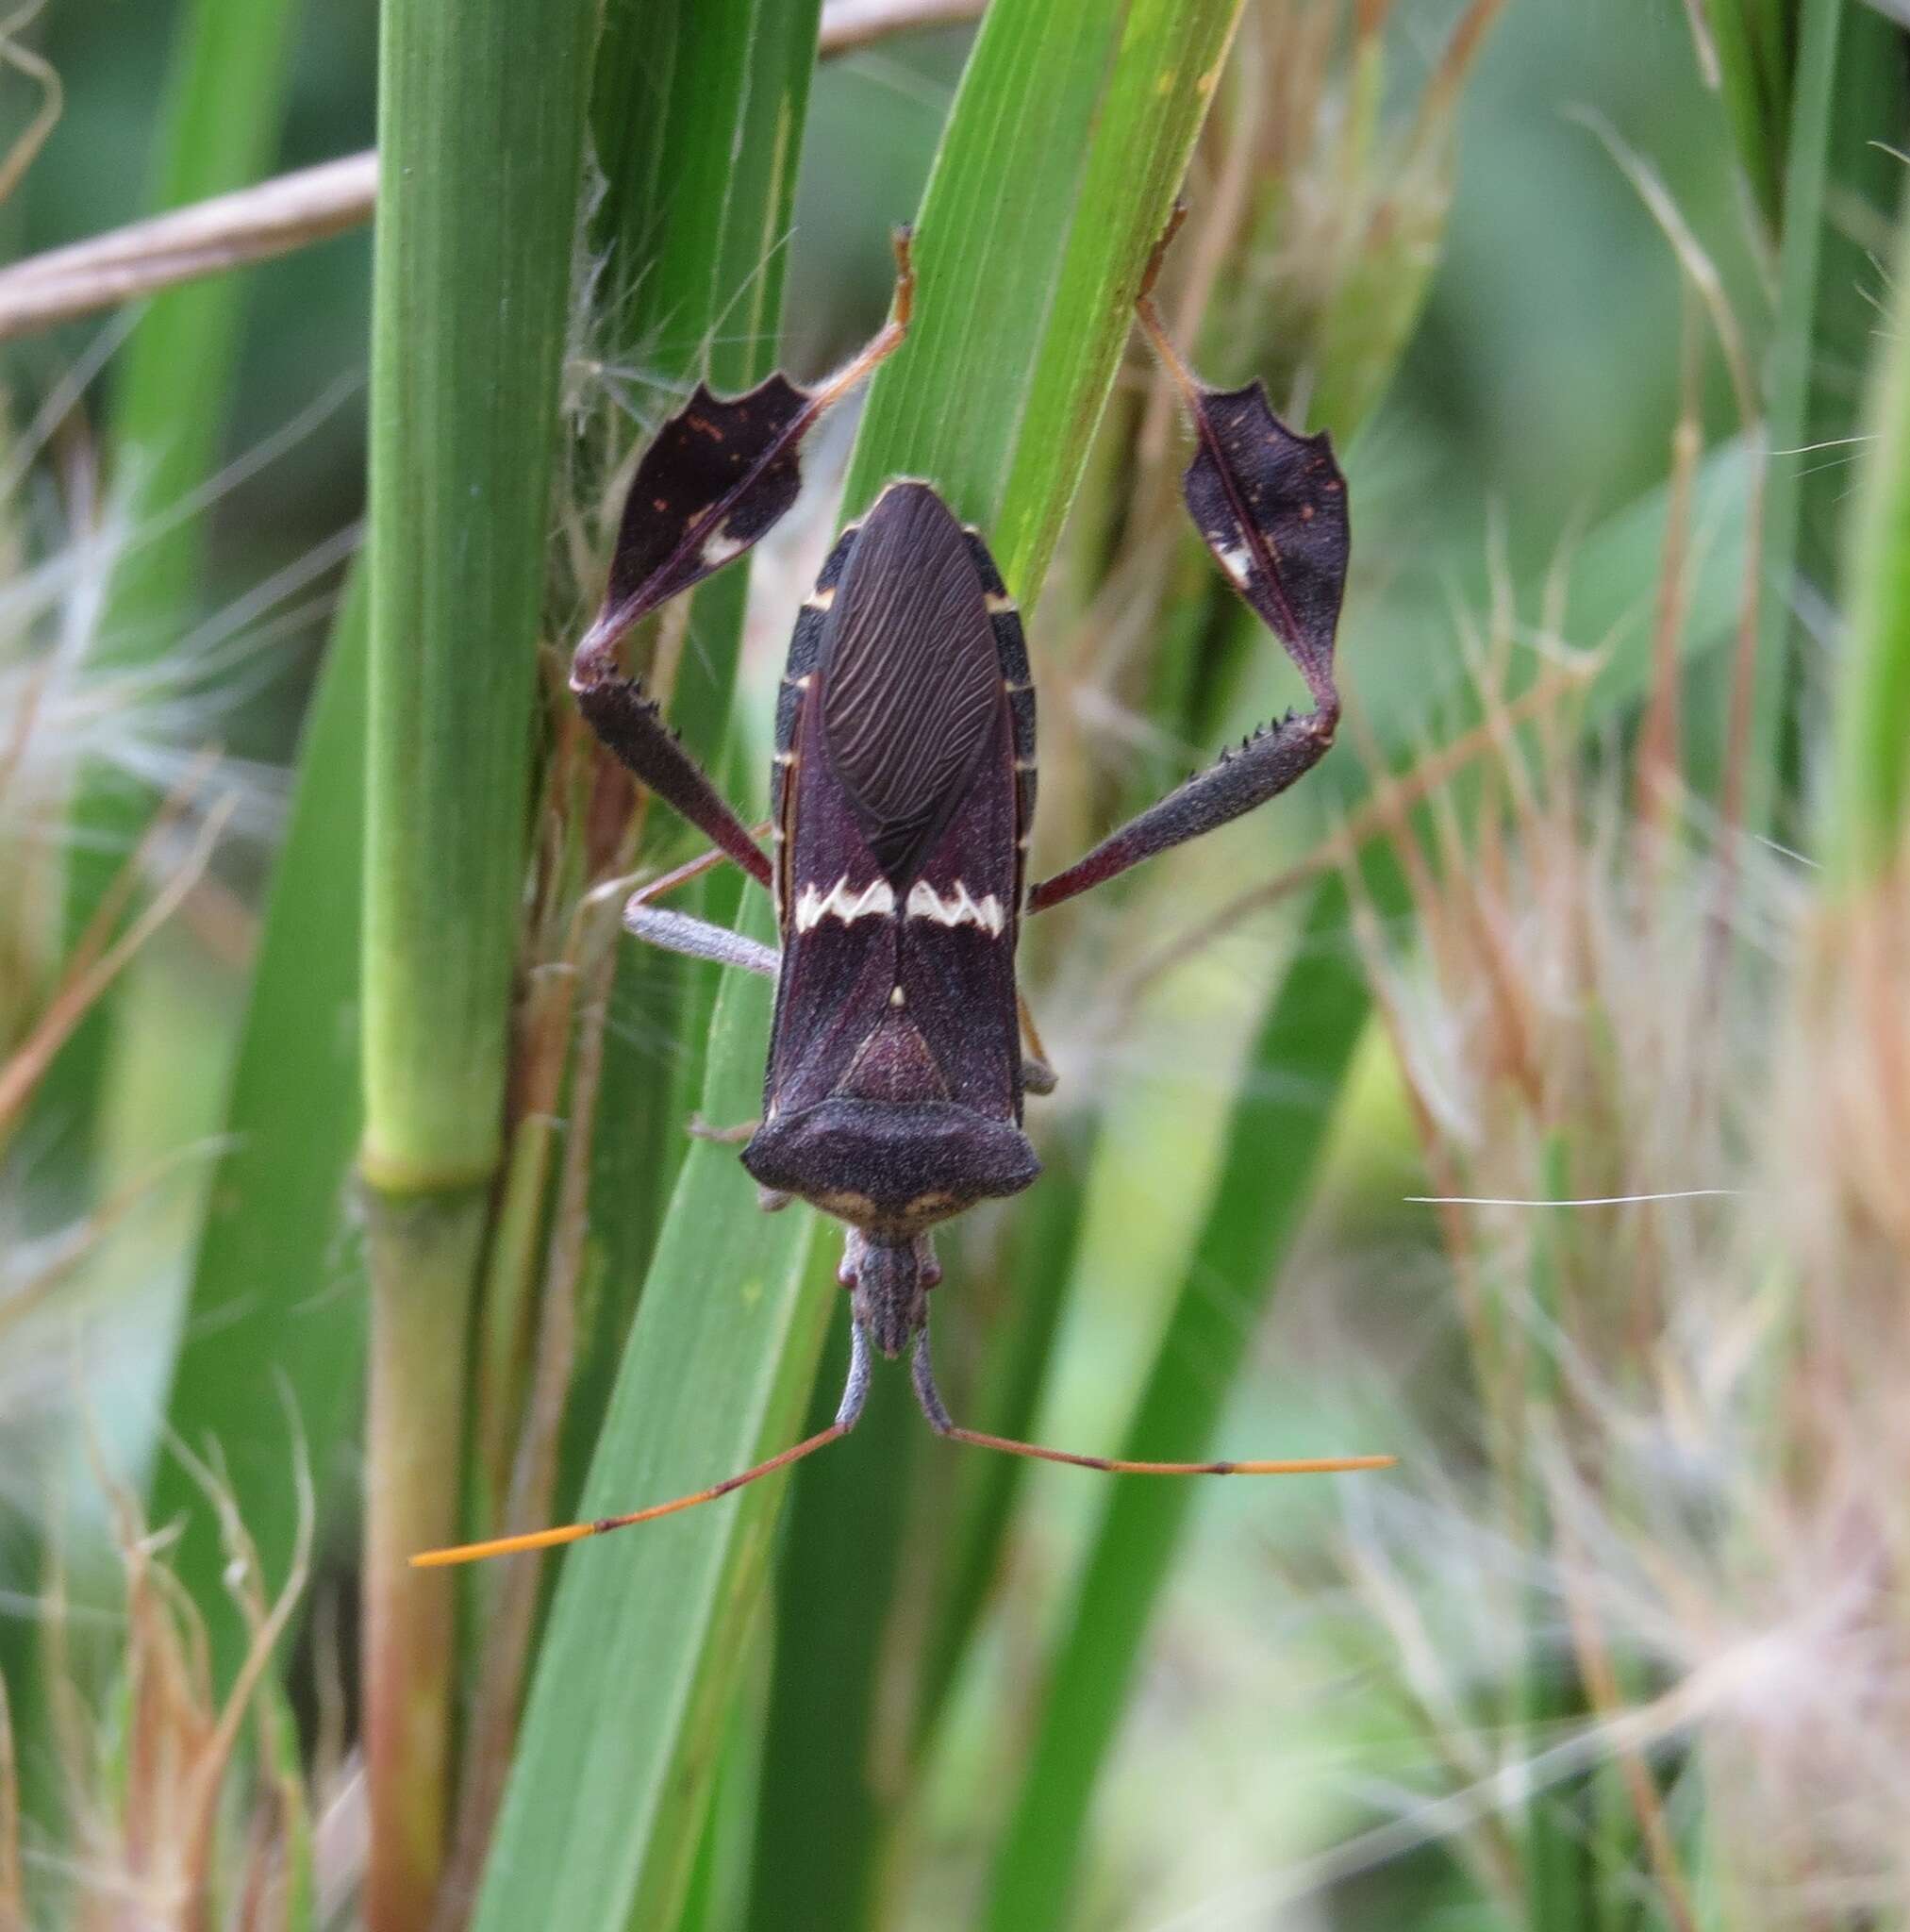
416,218,1390,1570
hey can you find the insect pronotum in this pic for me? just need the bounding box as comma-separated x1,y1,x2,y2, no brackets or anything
415,217,1390,1572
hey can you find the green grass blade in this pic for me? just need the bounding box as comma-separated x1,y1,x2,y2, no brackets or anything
909,1120,1094,1754
469,913,829,1932
1746,0,1902,839
987,442,1754,1927
1829,187,1910,883
746,1350,917,1932
1695,0,1792,231
748,5,1245,1921
990,0,1244,600
838,5,1119,537
38,0,305,1208
148,573,368,1682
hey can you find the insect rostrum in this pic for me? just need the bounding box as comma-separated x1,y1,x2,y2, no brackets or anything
415,223,1387,1571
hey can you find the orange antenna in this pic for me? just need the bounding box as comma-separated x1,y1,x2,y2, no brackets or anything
412,1324,873,1569
909,1325,1394,1479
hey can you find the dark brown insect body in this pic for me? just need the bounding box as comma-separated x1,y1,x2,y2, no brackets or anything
745,481,1040,1357
413,224,1389,1573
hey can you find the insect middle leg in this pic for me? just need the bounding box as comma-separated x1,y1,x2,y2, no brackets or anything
618,841,778,1158
619,837,780,979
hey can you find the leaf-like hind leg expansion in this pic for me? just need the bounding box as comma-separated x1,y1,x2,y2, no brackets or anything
1027,215,1349,917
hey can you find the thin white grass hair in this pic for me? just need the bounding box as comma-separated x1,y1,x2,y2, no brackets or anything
1283,682,1909,1927
0,358,364,895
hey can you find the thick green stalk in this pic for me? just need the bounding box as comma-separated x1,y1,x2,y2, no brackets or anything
1828,184,1910,884
360,0,595,1923
362,1188,488,1926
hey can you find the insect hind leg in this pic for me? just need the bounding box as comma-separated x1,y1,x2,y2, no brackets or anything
910,1321,1393,1478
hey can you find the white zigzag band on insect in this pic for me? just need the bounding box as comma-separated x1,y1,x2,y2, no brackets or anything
905,878,1005,936
793,874,898,932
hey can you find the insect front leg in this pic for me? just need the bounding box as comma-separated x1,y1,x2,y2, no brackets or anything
578,677,776,888
570,232,915,889
1026,218,1349,918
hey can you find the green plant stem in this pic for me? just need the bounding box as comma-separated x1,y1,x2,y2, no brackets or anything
361,1188,488,1932
360,0,595,1921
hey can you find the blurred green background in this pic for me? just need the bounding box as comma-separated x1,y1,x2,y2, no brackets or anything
3,1,1902,1928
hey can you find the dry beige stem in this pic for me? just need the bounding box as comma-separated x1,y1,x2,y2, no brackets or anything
0,0,986,342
